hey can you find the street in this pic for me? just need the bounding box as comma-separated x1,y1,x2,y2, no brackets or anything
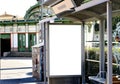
0,57,42,84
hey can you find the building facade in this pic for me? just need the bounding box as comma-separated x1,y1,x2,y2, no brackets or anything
0,3,54,56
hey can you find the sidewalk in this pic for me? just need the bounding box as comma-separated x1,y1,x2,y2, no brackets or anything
0,57,44,84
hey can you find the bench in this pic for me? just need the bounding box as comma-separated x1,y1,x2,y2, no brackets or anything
89,71,106,84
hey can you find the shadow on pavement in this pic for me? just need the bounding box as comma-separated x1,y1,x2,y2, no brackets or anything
26,72,33,76
0,56,32,59
0,77,41,84
0,57,46,84
0,67,32,70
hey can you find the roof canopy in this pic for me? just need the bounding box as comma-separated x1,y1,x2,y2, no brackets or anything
67,0,120,21
44,0,120,21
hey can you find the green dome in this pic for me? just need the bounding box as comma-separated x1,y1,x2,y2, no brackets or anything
24,3,54,20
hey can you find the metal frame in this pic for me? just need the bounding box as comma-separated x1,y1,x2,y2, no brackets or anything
48,23,82,78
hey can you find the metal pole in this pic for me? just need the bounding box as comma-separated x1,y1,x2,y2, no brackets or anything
38,0,46,83
81,21,85,84
41,0,44,41
99,19,105,74
45,21,49,84
44,22,47,84
107,1,112,84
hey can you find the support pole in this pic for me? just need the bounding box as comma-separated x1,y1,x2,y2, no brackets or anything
44,22,48,84
99,19,105,75
41,0,44,41
107,1,112,84
45,22,49,84
81,21,85,84
39,0,46,83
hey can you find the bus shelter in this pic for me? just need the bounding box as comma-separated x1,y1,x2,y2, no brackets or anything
39,0,120,84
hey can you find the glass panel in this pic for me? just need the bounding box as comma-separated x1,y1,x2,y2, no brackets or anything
28,33,36,51
18,34,26,52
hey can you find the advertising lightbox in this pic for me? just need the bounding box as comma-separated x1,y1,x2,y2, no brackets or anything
49,24,82,77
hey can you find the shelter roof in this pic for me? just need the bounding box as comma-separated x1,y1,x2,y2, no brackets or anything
43,0,120,21
66,0,120,21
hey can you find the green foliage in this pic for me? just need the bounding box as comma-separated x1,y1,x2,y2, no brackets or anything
85,47,120,76
85,47,100,60
85,47,120,61
112,16,120,30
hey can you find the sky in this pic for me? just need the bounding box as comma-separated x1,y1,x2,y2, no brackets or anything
0,0,37,17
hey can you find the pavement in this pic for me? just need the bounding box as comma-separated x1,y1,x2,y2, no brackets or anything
0,57,44,84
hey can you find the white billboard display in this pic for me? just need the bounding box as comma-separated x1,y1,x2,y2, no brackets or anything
49,24,82,76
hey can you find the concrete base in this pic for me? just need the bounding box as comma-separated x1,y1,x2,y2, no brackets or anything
49,77,81,84
10,52,32,57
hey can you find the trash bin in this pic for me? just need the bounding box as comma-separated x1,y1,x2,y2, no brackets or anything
32,43,44,80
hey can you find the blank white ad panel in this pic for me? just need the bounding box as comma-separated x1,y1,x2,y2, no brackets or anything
49,24,82,76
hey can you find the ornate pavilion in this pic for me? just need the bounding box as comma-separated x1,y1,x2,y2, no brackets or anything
0,3,54,56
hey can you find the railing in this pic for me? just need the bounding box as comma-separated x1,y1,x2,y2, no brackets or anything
86,58,120,66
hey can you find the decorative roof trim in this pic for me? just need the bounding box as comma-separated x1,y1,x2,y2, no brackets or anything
24,3,39,19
